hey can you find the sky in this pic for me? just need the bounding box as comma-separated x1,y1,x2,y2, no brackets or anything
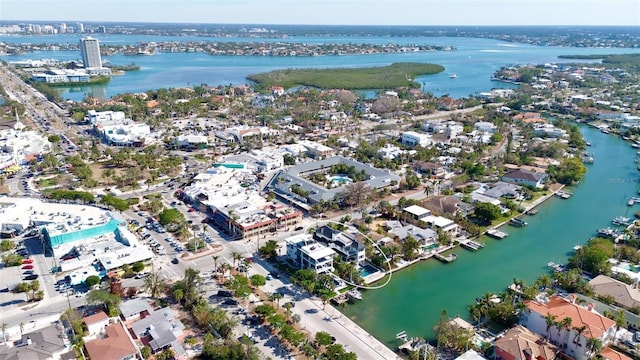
1,0,639,26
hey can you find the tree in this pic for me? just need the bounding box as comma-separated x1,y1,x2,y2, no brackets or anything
547,157,586,185
143,271,166,299
0,322,7,344
132,262,145,273
341,181,372,208
543,312,557,341
158,208,186,231
315,331,334,347
586,337,603,358
85,275,100,287
250,274,266,287
140,346,152,359
259,239,279,259
473,202,502,224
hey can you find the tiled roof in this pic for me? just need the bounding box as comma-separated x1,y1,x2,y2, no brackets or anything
495,325,559,360
84,322,138,360
525,296,616,339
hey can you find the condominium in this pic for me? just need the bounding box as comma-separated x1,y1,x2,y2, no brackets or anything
80,36,103,68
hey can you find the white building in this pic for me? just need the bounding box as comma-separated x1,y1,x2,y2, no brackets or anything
286,234,336,274
0,122,52,169
533,124,568,138
402,131,432,147
86,110,126,126
474,121,498,134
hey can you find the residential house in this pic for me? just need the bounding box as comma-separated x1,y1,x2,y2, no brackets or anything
422,215,459,237
0,325,71,360
482,181,524,200
589,275,640,311
286,234,336,274
403,205,432,222
389,224,437,246
314,225,366,265
413,161,446,178
84,311,110,337
119,298,153,322
401,131,432,147
423,195,474,217
84,322,138,360
502,168,546,189
494,325,560,360
474,121,498,134
521,295,616,360
454,349,486,360
130,307,186,356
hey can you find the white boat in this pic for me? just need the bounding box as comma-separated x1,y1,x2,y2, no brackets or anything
612,216,632,226
449,74,457,79
347,289,362,300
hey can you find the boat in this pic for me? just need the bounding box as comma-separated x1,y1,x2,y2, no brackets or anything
632,143,640,149
597,227,621,239
601,128,610,134
486,229,508,239
347,289,362,300
612,216,632,226
449,74,457,79
555,190,572,199
526,209,538,216
586,142,592,146
509,218,528,227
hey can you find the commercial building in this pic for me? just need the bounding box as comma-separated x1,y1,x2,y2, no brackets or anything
181,164,302,240
87,110,151,146
0,120,51,170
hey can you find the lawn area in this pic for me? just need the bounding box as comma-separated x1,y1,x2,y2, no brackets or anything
36,176,59,188
247,62,445,90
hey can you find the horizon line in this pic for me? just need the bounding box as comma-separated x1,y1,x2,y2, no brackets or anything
1,21,639,27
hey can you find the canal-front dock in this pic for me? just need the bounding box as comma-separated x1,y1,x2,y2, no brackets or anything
460,239,485,251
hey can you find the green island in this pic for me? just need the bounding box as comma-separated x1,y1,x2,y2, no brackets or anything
558,53,640,65
106,62,141,72
247,62,444,90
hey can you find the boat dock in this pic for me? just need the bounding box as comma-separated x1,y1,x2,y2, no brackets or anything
486,229,508,239
460,239,484,251
555,190,573,199
434,253,457,263
628,197,640,206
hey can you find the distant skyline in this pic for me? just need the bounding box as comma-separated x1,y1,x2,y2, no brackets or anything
2,0,639,26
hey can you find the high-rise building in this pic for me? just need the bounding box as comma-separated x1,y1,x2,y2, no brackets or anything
77,22,84,33
79,36,102,68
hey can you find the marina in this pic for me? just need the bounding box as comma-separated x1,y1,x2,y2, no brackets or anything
612,216,632,227
486,229,508,239
597,227,621,239
554,190,573,199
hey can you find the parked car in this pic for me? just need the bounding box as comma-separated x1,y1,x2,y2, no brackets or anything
22,265,34,270
21,259,33,264
217,290,233,297
23,274,39,281
171,258,179,264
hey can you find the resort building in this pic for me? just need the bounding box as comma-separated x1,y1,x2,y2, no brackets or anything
268,156,400,207
299,140,336,159
521,295,616,360
285,234,336,274
314,225,366,265
181,164,302,240
401,131,432,147
494,325,560,360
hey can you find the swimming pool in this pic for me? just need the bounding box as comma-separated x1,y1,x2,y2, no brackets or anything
328,175,353,185
359,264,379,277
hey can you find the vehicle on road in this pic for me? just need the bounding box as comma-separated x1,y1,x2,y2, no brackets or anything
23,274,39,280
22,265,34,270
171,258,179,264
21,259,33,264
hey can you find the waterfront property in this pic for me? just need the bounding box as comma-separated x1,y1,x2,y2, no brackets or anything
313,225,366,265
286,234,336,274
589,274,640,311
268,156,400,207
501,168,546,188
522,295,617,360
494,325,560,360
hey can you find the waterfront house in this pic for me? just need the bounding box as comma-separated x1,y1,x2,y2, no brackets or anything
389,224,438,246
494,325,560,360
84,321,139,360
423,195,474,217
502,168,546,189
589,275,640,311
314,225,366,265
423,215,459,237
521,295,616,360
482,181,524,200
285,234,336,274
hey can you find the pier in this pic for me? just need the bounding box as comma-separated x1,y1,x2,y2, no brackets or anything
460,239,484,251
434,253,457,263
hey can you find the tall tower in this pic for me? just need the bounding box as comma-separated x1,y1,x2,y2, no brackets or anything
79,36,102,68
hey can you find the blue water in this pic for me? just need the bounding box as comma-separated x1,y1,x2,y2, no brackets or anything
360,263,379,277
2,35,639,101
329,175,353,184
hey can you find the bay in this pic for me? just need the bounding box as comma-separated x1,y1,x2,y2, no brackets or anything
1,35,639,101
344,125,640,347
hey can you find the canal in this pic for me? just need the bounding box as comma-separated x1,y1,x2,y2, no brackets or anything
343,124,639,348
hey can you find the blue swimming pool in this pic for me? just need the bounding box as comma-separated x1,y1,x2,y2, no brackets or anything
329,175,353,185
359,264,379,277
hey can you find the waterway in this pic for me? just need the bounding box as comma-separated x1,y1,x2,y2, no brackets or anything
2,35,640,101
343,125,640,347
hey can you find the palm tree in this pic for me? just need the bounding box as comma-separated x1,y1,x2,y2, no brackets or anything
572,325,587,345
19,322,24,337
211,255,220,275
269,292,283,309
559,317,572,346
231,252,243,269
543,313,557,342
143,271,166,299
586,337,603,358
